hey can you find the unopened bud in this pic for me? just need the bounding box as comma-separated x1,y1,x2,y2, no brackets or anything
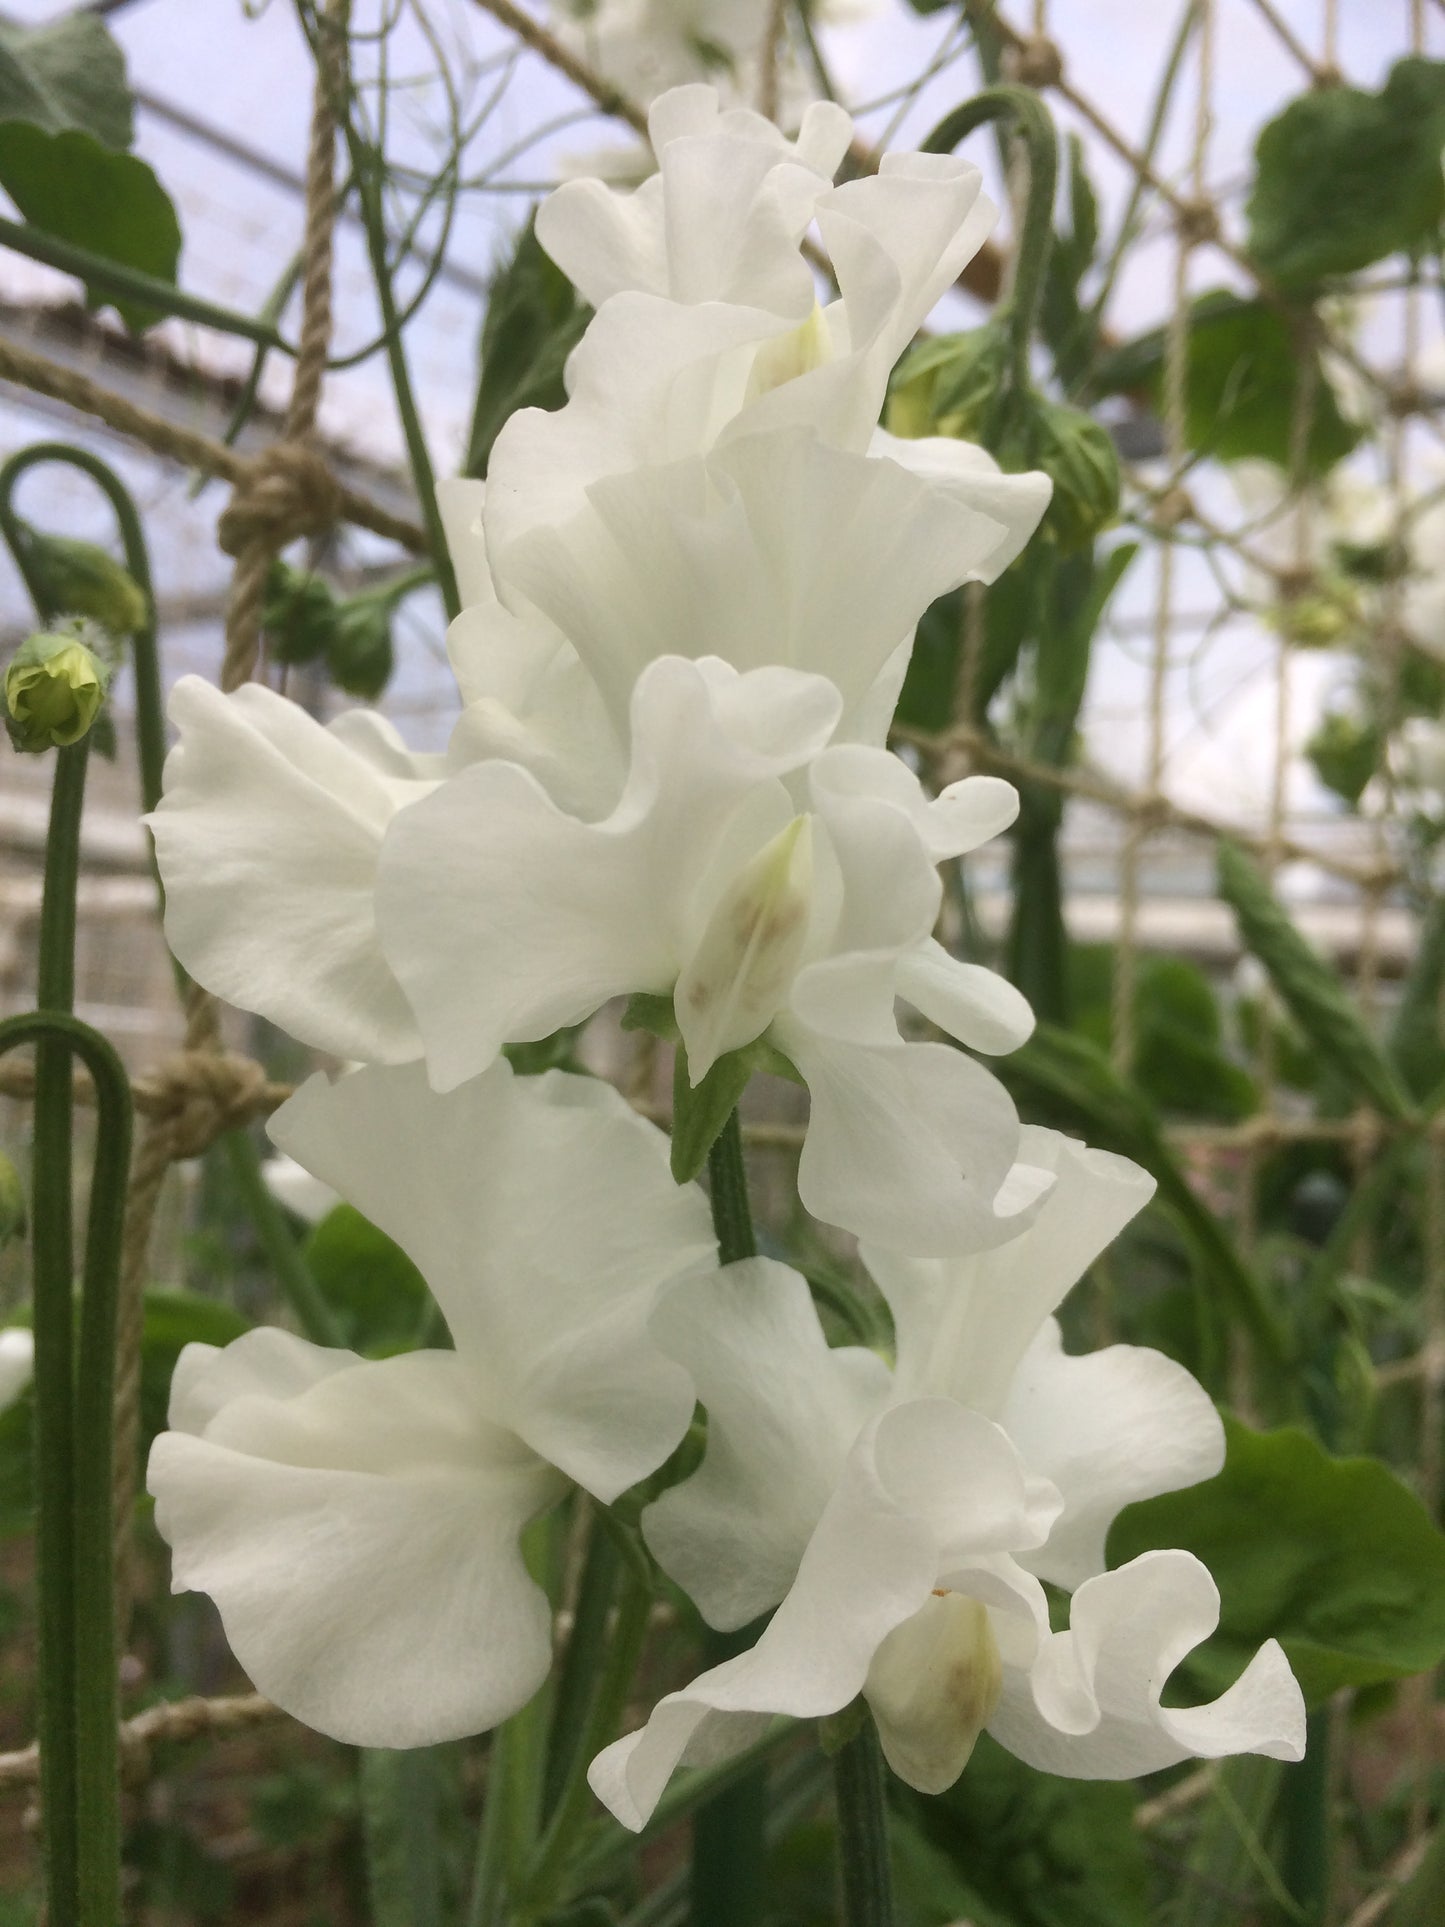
4,630,111,753
22,531,147,637
1034,399,1120,550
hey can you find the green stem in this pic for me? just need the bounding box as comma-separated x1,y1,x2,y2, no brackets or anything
832,1721,894,1927
1086,0,1199,341
467,1722,518,1927
922,86,1059,398
1,1014,132,1927
0,213,291,351
30,740,87,1923
342,146,460,620
687,1109,765,1926
705,1112,756,1266
222,1131,345,1347
1279,1709,1331,1923
540,1515,620,1822
521,1565,653,1914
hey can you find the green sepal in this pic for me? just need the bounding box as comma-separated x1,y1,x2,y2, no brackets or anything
818,1699,869,1758
621,990,680,1043
671,1039,756,1184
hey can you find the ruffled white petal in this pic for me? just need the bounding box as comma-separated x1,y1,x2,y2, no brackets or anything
779,1020,1036,1256
895,938,1036,1056
989,1551,1307,1778
861,1129,1156,1409
436,476,491,608
1001,1321,1225,1589
148,677,427,1063
643,1258,892,1629
268,1059,712,1500
149,1345,562,1748
871,428,1054,584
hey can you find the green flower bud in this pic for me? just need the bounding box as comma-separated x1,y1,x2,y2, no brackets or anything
1272,579,1362,649
326,592,394,700
4,630,111,753
21,529,147,636
886,324,1012,443
263,561,339,666
0,1152,23,1247
1032,399,1120,552
1306,709,1380,807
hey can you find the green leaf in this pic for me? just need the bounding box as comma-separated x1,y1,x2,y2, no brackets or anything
1247,59,1445,289
465,215,591,476
304,1203,429,1355
1108,1418,1445,1703
620,990,681,1044
0,14,132,148
899,1734,1150,1927
1093,291,1360,475
1217,840,1412,1121
0,124,180,330
1070,948,1257,1122
1390,892,1445,1101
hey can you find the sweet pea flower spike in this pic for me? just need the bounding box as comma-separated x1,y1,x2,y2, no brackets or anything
377,654,1040,1256
589,1134,1306,1827
147,1058,714,1750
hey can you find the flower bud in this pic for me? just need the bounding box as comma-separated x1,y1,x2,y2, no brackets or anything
263,560,338,666
886,325,1012,443
21,530,147,636
4,630,111,753
327,593,395,700
1033,399,1120,551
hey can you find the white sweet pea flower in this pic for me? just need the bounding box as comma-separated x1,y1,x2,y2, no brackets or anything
589,1132,1305,1826
456,86,1049,743
260,1154,337,1227
147,1058,714,1748
377,653,1038,1255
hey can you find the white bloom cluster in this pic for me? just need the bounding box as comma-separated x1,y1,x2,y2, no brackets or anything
146,88,1304,1815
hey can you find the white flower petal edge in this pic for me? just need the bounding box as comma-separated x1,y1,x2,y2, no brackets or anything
538,86,852,311
147,678,434,1063
148,1059,716,1748
990,1552,1306,1779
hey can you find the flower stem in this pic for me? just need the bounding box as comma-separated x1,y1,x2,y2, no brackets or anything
922,86,1059,399
221,1130,345,1347
521,1558,653,1914
9,741,133,1922
832,1719,895,1927
689,1108,766,1926
705,1110,755,1265
31,741,87,1923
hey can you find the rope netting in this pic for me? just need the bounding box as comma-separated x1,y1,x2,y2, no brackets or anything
0,0,1439,1856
